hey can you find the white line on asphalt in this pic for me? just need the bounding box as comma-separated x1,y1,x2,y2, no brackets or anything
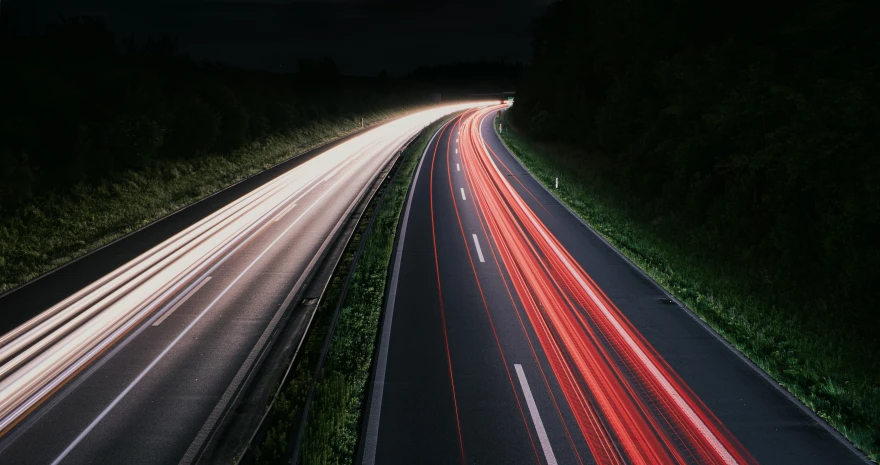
362,120,448,465
272,203,297,222
457,163,460,171
51,167,354,465
455,148,459,154
471,234,485,263
514,364,558,465
456,138,459,142
152,277,212,327
460,188,466,201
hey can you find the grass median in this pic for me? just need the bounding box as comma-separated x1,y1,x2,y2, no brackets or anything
0,104,428,296
495,113,878,462
251,114,454,465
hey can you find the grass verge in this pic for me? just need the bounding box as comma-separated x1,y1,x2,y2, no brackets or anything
250,115,453,465
0,103,429,296
495,114,878,462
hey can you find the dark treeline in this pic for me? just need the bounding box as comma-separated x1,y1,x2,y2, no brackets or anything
511,0,879,333
409,61,524,94
0,18,428,211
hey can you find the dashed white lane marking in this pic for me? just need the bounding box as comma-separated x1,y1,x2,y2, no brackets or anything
460,188,467,201
471,234,485,263
514,364,558,465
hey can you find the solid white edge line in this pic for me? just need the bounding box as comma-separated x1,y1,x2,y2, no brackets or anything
152,277,212,327
361,119,451,465
51,168,354,465
514,364,558,465
460,188,467,201
471,234,485,263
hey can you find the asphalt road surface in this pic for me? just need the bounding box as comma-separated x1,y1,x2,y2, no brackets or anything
0,102,489,464
362,106,869,465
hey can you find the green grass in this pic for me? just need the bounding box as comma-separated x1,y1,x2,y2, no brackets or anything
0,104,429,296
495,114,879,462
250,115,454,465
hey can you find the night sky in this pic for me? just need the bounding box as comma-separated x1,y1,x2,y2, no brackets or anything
1,0,549,76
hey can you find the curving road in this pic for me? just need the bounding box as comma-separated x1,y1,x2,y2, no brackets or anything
362,106,869,464
0,102,490,464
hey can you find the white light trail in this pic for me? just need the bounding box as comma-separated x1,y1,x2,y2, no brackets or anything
0,102,494,437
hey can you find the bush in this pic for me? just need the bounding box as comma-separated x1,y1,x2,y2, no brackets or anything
102,114,165,169
0,151,35,209
168,99,221,157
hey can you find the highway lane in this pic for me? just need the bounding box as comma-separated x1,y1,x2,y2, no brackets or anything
364,105,869,464
0,102,490,464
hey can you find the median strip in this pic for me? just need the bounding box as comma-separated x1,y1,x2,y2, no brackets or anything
245,114,461,465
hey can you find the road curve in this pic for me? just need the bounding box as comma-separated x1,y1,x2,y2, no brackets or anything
0,102,491,464
363,106,868,464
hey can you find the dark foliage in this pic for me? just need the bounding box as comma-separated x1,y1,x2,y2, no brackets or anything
409,61,524,95
0,18,428,210
511,0,880,344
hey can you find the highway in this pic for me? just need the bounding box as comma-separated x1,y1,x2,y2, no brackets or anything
362,106,869,464
0,102,489,464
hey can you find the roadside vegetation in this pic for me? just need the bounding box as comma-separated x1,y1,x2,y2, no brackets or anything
251,116,451,464
0,18,430,295
505,0,878,459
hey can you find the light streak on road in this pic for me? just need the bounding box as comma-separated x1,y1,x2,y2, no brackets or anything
0,102,492,438
457,106,757,465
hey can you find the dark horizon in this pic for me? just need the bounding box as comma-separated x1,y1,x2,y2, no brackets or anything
0,0,549,77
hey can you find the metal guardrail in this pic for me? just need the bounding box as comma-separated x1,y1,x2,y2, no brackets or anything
229,130,423,465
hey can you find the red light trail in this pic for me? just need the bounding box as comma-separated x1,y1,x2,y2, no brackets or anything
454,106,757,465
